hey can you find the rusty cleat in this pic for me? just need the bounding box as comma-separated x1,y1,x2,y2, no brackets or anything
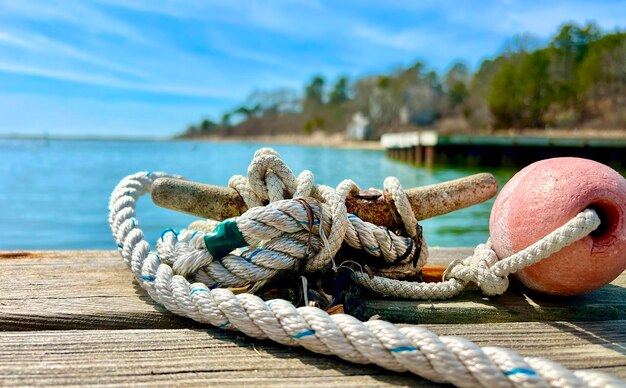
151,173,498,230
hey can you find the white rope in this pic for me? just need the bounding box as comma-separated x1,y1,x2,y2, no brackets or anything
108,149,622,387
358,209,601,299
154,148,427,288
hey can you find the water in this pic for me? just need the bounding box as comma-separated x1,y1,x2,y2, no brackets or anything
0,139,515,250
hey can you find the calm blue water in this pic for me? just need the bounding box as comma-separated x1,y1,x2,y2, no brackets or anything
0,139,515,250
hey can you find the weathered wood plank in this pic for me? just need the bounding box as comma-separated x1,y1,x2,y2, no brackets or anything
0,249,624,330
0,251,197,330
0,321,623,386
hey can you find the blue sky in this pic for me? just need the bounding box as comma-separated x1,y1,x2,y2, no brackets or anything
0,0,623,137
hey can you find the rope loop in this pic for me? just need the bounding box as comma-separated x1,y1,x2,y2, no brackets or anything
247,148,298,202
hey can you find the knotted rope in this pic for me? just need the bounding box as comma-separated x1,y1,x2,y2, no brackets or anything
108,148,621,387
150,148,427,290
356,209,600,299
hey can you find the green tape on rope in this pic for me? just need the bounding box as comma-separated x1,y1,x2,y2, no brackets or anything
204,218,248,259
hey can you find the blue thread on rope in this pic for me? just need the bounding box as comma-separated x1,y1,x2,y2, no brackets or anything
504,368,537,376
368,247,380,252
146,171,152,177
191,288,209,295
245,249,262,262
348,214,358,219
117,244,123,249
208,282,220,290
219,321,230,328
142,275,156,281
292,330,315,339
190,231,198,239
161,228,178,239
299,220,320,226
389,346,417,352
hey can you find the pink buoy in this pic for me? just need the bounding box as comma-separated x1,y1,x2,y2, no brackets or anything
490,157,626,296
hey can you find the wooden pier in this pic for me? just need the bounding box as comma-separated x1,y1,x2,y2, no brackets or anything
381,131,626,168
1,249,624,386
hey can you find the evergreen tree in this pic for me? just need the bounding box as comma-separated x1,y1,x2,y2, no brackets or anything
329,76,349,105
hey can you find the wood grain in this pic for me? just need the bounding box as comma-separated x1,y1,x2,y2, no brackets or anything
0,320,624,386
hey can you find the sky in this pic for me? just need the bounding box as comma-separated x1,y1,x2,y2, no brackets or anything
0,0,624,138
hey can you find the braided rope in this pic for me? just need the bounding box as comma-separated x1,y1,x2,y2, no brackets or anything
357,209,601,299
108,151,622,387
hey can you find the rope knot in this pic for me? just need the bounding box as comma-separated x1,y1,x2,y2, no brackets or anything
230,148,315,208
443,240,509,296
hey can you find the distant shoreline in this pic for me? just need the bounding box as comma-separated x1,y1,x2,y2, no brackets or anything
0,134,384,151
0,134,166,142
177,132,384,151
5,128,625,151
0,132,383,151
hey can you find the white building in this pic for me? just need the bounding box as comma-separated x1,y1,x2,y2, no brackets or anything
346,112,372,140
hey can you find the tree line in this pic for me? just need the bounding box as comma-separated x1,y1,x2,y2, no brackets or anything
181,22,625,139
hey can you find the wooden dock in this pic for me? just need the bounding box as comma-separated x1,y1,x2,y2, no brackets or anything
1,249,624,386
381,131,626,168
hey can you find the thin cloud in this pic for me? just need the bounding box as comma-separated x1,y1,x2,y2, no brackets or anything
0,0,147,42
352,24,432,52
0,29,148,79
0,31,34,49
204,30,285,67
497,2,624,35
0,61,242,99
92,0,337,39
434,0,623,36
